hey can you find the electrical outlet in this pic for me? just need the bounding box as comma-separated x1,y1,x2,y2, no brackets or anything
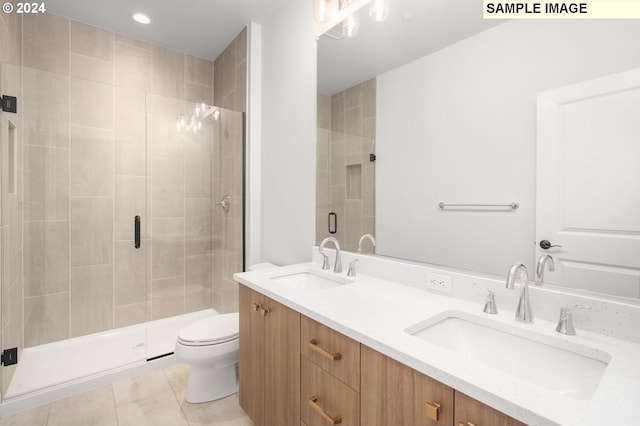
425,273,452,294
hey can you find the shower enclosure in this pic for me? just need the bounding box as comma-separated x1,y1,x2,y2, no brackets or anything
0,51,245,409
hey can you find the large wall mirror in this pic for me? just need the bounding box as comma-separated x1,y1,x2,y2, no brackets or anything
316,0,640,301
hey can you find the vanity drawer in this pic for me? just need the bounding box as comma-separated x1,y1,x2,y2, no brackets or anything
301,356,360,426
301,315,361,391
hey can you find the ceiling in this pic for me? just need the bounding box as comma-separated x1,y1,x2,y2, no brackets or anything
44,0,289,60
44,0,505,94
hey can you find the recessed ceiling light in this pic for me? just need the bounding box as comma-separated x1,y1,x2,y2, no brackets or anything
402,11,415,21
132,13,151,24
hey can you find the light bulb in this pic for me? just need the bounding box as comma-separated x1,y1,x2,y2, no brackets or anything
313,0,337,23
369,0,390,22
342,11,360,37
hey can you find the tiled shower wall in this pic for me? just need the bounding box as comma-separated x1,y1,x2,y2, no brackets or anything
212,28,247,314
316,79,376,252
1,11,247,356
0,0,24,395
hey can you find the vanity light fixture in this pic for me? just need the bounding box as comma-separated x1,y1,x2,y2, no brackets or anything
132,12,151,24
342,10,361,37
369,0,390,22
315,0,390,38
176,103,220,134
313,0,338,22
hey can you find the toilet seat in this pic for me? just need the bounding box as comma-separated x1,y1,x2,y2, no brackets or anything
177,312,239,346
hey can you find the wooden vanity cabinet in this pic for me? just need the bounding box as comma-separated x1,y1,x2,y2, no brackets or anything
239,285,301,426
455,391,527,426
361,346,525,426
301,316,361,426
361,345,454,426
239,285,527,426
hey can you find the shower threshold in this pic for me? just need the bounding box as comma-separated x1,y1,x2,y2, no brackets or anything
0,309,216,416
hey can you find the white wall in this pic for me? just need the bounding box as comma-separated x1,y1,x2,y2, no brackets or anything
377,20,640,275
255,0,317,266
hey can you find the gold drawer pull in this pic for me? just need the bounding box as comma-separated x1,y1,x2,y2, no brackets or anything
260,307,270,316
252,303,261,312
425,401,441,421
458,422,476,426
308,396,342,425
308,339,342,361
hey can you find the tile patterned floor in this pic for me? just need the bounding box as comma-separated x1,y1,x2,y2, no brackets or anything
0,364,254,426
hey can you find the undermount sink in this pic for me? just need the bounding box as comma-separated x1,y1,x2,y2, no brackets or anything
406,311,610,400
270,269,354,291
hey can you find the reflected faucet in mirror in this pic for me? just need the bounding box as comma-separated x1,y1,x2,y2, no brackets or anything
319,237,343,273
536,254,555,283
357,233,376,254
506,262,533,324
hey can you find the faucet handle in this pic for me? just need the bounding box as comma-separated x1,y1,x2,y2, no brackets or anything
556,305,591,335
474,284,498,315
320,252,330,270
347,259,359,277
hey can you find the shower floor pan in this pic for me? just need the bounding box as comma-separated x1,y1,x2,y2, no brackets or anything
1,309,216,416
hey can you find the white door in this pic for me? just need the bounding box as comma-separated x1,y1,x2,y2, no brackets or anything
536,68,640,298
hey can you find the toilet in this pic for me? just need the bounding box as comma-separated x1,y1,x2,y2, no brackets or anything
174,312,239,403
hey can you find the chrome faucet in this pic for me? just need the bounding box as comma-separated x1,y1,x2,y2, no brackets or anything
505,262,533,323
347,259,359,277
474,284,498,314
357,233,376,254
319,237,343,273
556,305,591,335
536,254,555,283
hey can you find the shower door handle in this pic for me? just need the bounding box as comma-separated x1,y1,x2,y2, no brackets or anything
134,215,141,249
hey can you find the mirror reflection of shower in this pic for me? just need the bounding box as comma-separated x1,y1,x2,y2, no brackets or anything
176,103,221,134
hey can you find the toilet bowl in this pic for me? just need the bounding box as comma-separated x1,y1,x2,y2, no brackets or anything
174,312,239,403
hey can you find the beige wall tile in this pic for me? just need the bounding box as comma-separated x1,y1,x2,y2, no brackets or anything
344,105,362,136
23,68,69,148
115,107,146,176
147,96,184,159
185,55,213,87
151,277,185,320
152,218,184,280
114,241,147,306
152,45,185,99
345,84,362,110
24,293,69,347
152,156,184,217
70,265,114,337
70,126,114,197
115,175,147,241
23,13,69,74
331,95,345,133
70,21,113,61
185,82,214,105
185,139,212,198
114,303,146,328
71,197,113,266
23,145,69,221
185,198,212,241
318,93,331,130
361,78,376,119
23,221,69,297
185,254,212,313
114,33,152,50
70,78,114,129
70,53,113,85
115,42,152,91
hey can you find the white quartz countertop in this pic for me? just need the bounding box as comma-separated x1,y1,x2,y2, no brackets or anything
234,261,640,426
